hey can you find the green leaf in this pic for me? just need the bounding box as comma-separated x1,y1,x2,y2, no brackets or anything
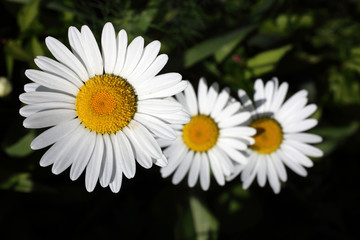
4,131,35,157
0,173,33,192
245,44,292,79
310,122,359,156
30,36,44,57
17,0,41,32
4,40,33,62
190,196,219,240
185,26,255,68
260,13,313,36
328,67,360,104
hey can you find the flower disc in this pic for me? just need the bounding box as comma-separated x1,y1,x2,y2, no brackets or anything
76,74,137,134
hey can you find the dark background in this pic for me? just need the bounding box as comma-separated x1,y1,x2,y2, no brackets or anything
0,0,359,239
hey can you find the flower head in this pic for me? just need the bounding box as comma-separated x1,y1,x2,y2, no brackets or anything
19,22,189,193
228,78,323,193
160,78,256,191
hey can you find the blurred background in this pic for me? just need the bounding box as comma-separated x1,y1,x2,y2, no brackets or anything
0,0,359,239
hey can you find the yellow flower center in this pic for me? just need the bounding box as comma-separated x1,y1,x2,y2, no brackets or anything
182,115,219,152
76,74,137,134
250,117,283,154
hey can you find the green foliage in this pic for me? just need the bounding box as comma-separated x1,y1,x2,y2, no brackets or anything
245,44,292,79
185,25,255,68
4,131,35,157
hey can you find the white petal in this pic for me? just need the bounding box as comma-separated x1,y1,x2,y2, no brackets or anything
172,150,193,184
154,110,190,125
122,126,153,169
19,91,75,105
278,148,308,177
131,54,168,87
39,125,81,167
128,40,161,81
109,165,123,193
51,126,87,175
282,104,317,124
217,141,248,164
85,134,104,192
20,102,75,117
23,109,76,129
24,83,41,92
266,155,281,194
25,70,79,96
134,113,177,140
116,131,136,179
101,22,117,74
220,127,256,138
253,79,265,114
271,152,287,182
155,154,168,167
183,82,198,115
45,36,89,81
129,120,162,159
81,25,103,76
269,81,288,112
237,89,256,115
276,90,308,118
204,82,219,116
215,101,241,123
199,153,210,191
218,112,251,128
137,99,183,115
284,139,323,158
242,156,261,189
263,80,275,113
68,26,94,77
31,118,80,150
197,77,208,114
161,140,187,177
208,149,225,186
218,137,248,151
283,119,318,133
120,36,144,78
210,146,234,176
136,73,182,96
281,143,314,167
276,98,308,122
241,153,257,182
284,133,322,144
188,152,201,187
70,131,96,180
138,81,188,100
99,134,114,187
34,56,83,88
112,30,128,75
256,157,267,187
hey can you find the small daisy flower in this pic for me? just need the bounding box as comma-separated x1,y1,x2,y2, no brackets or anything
19,22,189,193
160,78,256,191
228,78,323,194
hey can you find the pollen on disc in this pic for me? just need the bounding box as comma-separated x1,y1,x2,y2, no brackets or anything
182,114,219,152
76,74,137,134
250,117,283,154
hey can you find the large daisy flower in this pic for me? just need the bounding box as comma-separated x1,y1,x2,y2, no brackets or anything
160,78,256,191
228,78,323,193
19,22,189,193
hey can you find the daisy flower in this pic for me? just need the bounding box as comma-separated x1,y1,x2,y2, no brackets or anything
160,78,256,191
228,78,323,193
19,22,189,193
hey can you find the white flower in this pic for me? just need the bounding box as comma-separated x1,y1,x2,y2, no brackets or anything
228,78,323,194
19,22,189,193
160,78,256,191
